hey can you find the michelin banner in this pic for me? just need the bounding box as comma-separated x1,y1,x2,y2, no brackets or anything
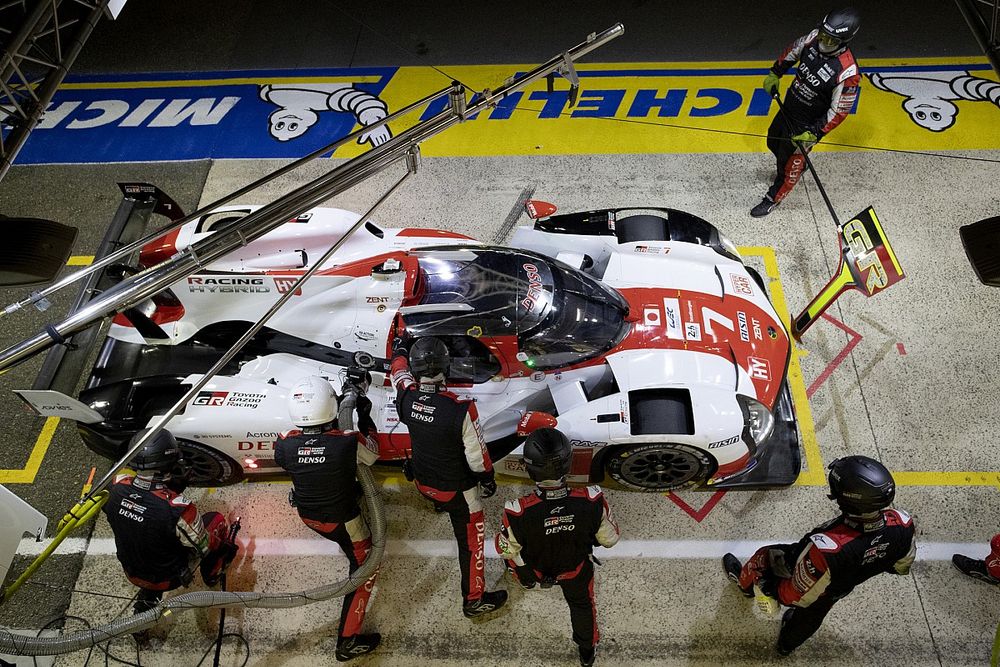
5,58,998,164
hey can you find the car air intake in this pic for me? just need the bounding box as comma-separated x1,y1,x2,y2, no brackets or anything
628,388,694,435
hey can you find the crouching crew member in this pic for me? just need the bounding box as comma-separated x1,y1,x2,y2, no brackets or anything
275,375,382,662
390,335,508,618
495,429,620,667
723,455,916,656
104,429,238,616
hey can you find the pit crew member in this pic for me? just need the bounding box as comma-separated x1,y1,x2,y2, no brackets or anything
723,455,916,655
495,428,620,667
751,7,861,217
103,429,237,617
390,334,508,618
953,535,1000,585
274,375,381,662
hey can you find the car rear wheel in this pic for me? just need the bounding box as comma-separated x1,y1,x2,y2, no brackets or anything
606,443,713,492
175,439,244,487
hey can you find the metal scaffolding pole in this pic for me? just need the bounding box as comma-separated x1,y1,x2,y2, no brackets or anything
0,0,108,182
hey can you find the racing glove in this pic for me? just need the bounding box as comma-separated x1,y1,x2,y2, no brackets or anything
763,71,781,97
355,394,378,435
391,328,414,357
791,130,818,148
480,477,498,499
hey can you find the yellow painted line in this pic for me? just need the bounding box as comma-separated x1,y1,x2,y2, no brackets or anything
0,417,59,484
740,246,826,485
892,472,1000,487
66,255,95,265
58,75,383,90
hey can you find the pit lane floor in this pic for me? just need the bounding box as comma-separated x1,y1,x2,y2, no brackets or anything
1,147,997,665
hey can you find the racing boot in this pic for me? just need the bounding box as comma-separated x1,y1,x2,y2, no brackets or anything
462,590,508,619
722,553,754,598
750,195,778,218
578,644,597,666
776,608,795,656
335,633,381,662
952,554,1000,585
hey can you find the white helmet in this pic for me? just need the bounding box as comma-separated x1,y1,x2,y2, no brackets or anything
287,376,338,427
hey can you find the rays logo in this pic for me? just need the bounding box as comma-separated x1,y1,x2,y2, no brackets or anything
194,391,228,406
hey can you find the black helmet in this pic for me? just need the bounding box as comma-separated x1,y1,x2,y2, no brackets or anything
523,428,572,483
130,429,182,474
409,337,450,379
818,7,860,53
827,455,895,514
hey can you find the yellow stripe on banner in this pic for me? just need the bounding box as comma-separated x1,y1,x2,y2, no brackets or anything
739,246,826,485
59,75,384,90
0,417,59,484
66,255,95,265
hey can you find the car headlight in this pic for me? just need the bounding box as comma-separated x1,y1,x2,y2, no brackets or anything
736,394,775,447
717,233,741,261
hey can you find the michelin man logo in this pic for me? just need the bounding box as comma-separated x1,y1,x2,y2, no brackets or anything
868,70,1000,132
259,83,392,145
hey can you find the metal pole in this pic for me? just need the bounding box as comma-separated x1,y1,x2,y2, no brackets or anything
0,23,625,373
82,154,417,503
0,85,450,319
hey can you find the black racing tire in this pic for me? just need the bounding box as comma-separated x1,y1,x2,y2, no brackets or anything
175,439,244,487
606,443,714,492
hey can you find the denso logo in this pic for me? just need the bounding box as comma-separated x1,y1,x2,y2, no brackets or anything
520,263,544,310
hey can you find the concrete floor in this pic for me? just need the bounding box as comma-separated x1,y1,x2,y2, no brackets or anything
2,1,1000,665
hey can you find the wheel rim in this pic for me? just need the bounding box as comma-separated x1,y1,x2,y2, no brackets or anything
176,444,223,485
618,447,703,489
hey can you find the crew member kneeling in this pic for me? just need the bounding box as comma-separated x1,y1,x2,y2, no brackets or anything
275,375,381,662
495,429,620,667
104,429,238,618
723,455,915,656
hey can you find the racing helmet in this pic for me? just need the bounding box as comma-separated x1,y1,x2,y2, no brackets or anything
130,429,182,474
523,428,573,483
409,337,450,380
827,455,895,514
817,7,860,54
287,376,339,427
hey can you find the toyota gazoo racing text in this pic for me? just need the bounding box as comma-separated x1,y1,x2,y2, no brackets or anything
73,201,799,491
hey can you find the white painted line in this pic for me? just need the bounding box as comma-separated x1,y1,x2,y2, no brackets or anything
16,537,984,561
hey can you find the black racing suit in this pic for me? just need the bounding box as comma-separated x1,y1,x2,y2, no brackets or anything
274,427,380,640
390,352,495,603
496,485,620,649
766,29,861,203
739,508,916,652
103,474,231,613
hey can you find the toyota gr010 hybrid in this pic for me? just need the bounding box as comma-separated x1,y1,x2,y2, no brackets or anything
69,202,799,491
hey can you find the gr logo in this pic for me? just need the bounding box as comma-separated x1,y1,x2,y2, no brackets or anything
194,391,228,406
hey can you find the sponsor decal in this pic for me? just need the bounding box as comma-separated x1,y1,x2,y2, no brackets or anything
549,506,565,514
196,434,233,439
520,263,545,310
297,446,326,456
747,356,771,381
661,297,683,340
366,296,390,303
643,306,660,326
187,276,270,293
730,273,753,296
767,326,778,340
634,245,669,254
274,277,302,296
376,304,387,313
570,439,606,448
737,311,750,342
411,402,436,414
684,322,702,341
238,441,276,451
195,390,266,408
708,435,741,449
247,432,282,438
752,318,763,340
120,498,147,514
505,459,526,472
354,330,376,341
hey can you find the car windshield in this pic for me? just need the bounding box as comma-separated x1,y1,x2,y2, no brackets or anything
517,260,630,371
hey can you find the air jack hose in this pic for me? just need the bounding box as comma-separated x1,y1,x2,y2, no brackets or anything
0,465,385,656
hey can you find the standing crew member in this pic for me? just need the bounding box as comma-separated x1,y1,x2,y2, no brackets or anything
751,7,861,217
104,429,237,617
723,456,916,656
495,429,620,667
390,335,508,618
274,375,382,662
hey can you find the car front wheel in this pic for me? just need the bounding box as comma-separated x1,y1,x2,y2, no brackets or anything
606,443,714,492
175,439,245,487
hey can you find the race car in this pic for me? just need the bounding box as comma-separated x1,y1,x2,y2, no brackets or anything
70,200,799,491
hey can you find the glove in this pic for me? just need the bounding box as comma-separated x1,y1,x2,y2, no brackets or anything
480,477,497,499
763,71,781,97
391,329,413,357
355,394,377,435
791,130,818,148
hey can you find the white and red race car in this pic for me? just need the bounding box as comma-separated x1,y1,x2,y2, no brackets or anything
74,201,799,491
